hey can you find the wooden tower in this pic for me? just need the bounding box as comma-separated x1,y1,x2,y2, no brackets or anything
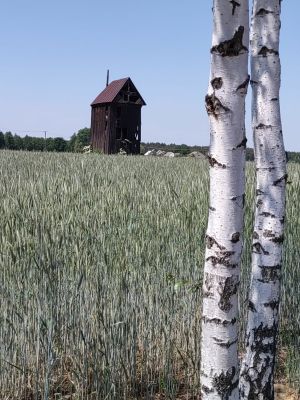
90,77,146,154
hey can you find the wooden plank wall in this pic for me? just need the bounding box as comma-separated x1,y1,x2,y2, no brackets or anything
91,105,110,153
91,104,142,154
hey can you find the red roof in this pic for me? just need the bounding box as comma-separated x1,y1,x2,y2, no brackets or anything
91,77,146,106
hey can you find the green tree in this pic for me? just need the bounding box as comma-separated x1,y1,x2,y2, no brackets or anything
67,133,77,152
0,132,5,149
45,138,56,152
14,135,23,150
23,135,34,151
53,137,67,152
74,128,91,152
4,132,15,150
32,137,44,151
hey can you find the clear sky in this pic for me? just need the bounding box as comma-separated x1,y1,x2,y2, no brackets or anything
0,1,299,150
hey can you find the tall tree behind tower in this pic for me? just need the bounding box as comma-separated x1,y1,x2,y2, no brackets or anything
240,1,286,398
200,1,249,398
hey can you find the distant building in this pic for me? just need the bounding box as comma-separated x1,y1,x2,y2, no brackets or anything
90,77,146,154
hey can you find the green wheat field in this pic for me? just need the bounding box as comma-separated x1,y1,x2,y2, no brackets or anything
0,151,299,399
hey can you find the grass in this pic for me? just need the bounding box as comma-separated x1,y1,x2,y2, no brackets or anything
0,151,299,399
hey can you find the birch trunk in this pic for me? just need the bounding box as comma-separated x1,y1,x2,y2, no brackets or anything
201,1,249,398
240,1,286,399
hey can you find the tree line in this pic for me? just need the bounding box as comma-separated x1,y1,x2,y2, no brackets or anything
1,128,299,162
0,128,91,153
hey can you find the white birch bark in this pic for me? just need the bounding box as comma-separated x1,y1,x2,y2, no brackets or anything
240,1,286,399
201,1,249,398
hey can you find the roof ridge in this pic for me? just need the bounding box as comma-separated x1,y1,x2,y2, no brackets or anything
90,77,145,106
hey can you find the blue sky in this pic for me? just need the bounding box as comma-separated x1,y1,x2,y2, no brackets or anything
0,1,299,150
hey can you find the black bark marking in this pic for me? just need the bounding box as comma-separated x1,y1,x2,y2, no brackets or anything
280,216,285,224
236,75,250,92
230,0,240,15
256,166,276,172
273,174,288,186
271,97,278,101
201,370,209,378
253,231,259,240
250,79,259,86
253,322,277,344
249,301,257,312
258,46,279,57
257,265,281,283
259,211,276,219
252,242,269,255
201,316,237,326
212,367,238,399
211,26,247,57
256,123,272,129
252,322,277,348
271,234,284,244
256,198,263,207
231,232,240,243
242,367,274,399
203,291,214,299
234,137,247,149
256,8,274,16
231,193,245,209
264,300,279,310
207,154,227,168
245,331,251,348
262,373,275,400
263,229,275,238
211,77,223,90
206,251,237,269
256,189,265,195
206,235,226,250
209,206,216,211
205,94,230,119
241,346,275,400
218,276,239,311
202,385,214,394
203,273,215,299
213,337,238,348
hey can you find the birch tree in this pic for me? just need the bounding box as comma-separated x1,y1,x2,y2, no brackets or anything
201,1,249,398
240,1,286,398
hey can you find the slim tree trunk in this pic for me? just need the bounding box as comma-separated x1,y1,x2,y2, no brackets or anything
240,1,286,399
201,1,249,398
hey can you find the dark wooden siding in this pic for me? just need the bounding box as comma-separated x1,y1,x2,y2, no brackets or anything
91,103,142,154
91,105,112,153
110,104,141,154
